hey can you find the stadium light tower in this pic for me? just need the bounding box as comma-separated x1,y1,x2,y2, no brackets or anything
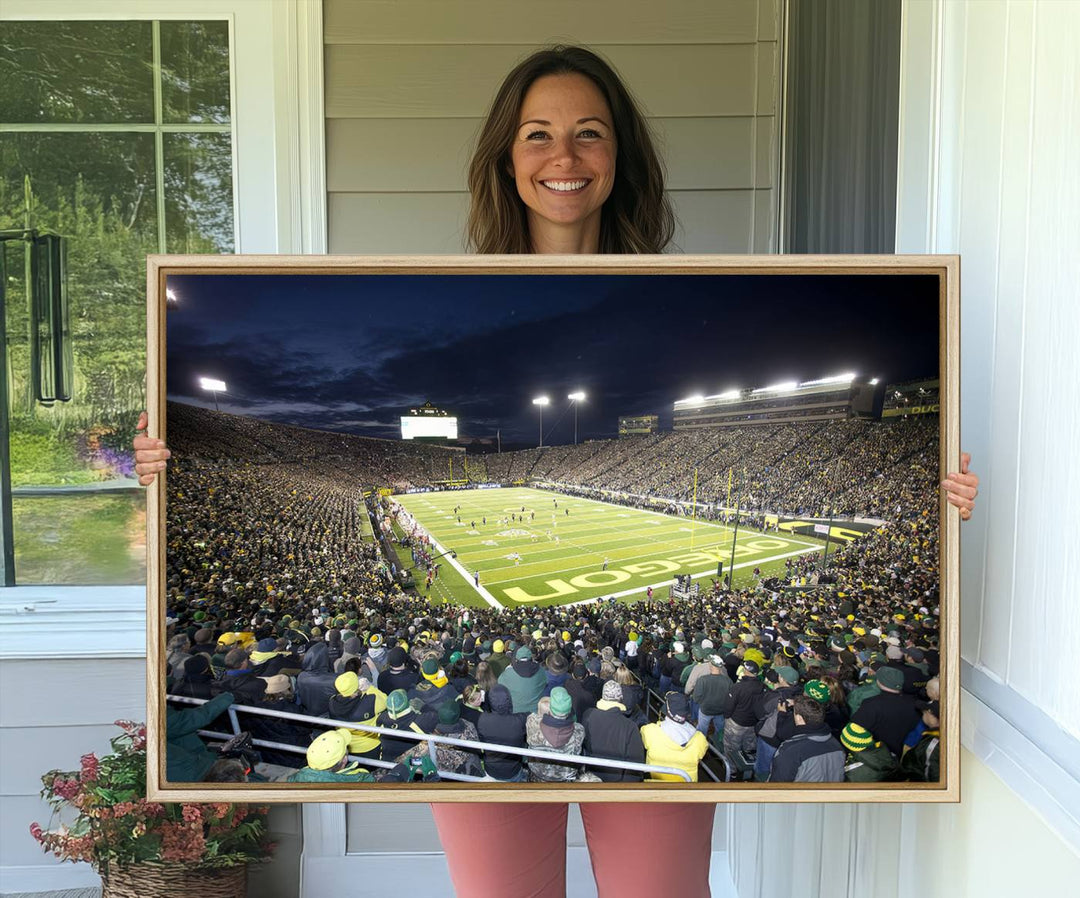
199,376,227,412
532,396,550,447
567,391,586,444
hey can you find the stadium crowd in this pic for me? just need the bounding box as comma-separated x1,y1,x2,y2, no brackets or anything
166,400,481,491
163,405,943,786
514,416,939,520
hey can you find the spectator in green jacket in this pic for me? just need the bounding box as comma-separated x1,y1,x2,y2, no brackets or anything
847,657,885,715
691,655,732,739
166,691,235,783
497,645,547,713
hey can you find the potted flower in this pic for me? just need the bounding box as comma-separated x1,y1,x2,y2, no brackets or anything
30,720,273,898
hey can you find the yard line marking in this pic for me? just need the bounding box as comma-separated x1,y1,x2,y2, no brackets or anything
421,533,501,609
402,492,810,574
428,515,734,554
475,521,775,581
479,531,752,581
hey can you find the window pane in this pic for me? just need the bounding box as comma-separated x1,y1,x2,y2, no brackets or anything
164,133,235,253
160,20,232,124
2,132,155,585
0,132,158,236
0,22,154,124
12,494,145,585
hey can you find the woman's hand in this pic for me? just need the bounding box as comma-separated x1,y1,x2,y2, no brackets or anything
941,451,979,521
133,411,171,486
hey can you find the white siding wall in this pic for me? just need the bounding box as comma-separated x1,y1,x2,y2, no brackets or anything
908,0,1079,737
730,1,1080,893
324,0,781,253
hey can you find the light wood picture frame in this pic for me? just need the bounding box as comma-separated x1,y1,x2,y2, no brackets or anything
146,253,960,804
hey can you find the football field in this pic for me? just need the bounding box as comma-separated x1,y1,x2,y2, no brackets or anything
394,487,826,610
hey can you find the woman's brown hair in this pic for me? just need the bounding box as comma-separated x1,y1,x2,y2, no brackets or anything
467,45,675,254
475,660,498,694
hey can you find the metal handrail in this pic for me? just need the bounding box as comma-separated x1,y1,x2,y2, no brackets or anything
167,694,693,782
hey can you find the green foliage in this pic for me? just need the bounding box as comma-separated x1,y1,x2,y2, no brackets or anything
0,22,155,124
8,429,94,485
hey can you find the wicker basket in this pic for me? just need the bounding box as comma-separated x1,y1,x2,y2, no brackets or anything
100,862,247,898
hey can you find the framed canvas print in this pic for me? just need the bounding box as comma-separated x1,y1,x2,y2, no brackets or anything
145,254,959,804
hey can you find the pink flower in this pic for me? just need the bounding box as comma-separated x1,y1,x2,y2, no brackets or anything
159,821,206,863
29,822,43,842
52,777,80,801
181,805,202,824
204,802,231,819
80,753,100,782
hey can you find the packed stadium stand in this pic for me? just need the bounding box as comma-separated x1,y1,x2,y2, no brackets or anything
165,400,942,787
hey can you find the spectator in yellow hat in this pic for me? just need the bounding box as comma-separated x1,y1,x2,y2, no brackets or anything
286,728,375,783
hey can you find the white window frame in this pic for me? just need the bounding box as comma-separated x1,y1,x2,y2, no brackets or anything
0,0,326,660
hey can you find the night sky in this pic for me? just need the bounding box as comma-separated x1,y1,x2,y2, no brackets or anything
165,273,939,449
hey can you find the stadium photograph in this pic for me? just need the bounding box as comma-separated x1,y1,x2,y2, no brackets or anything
152,259,954,799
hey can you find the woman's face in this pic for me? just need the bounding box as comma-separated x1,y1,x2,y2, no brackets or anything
509,73,616,245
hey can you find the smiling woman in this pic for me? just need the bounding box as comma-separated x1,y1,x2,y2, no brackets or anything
466,45,674,255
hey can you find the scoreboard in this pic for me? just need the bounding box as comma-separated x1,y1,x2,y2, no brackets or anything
618,414,659,435
401,401,457,440
400,415,458,440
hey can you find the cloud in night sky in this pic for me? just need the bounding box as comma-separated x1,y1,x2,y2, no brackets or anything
166,273,940,446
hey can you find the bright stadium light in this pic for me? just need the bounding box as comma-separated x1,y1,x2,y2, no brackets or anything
532,396,550,448
718,389,741,400
752,381,798,394
798,372,857,388
870,377,880,385
567,391,586,444
199,376,227,412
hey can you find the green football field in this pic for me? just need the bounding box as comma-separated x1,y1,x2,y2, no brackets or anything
394,487,828,610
